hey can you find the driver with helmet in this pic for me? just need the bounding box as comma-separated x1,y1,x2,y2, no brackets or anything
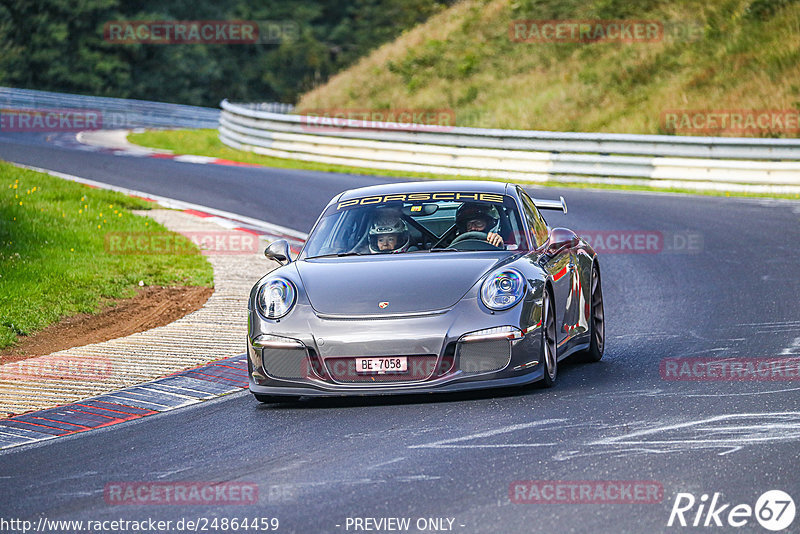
368,214,411,253
453,202,504,248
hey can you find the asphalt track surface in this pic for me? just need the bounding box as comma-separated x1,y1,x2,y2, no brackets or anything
2,131,800,533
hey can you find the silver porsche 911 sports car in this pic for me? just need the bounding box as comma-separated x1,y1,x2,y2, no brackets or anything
247,181,604,401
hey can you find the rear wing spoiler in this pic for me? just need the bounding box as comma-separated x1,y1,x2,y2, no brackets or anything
533,196,567,214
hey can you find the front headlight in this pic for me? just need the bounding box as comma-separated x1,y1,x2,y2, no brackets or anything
257,278,297,319
481,269,526,310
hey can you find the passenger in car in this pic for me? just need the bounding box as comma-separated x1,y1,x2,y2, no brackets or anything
368,215,412,253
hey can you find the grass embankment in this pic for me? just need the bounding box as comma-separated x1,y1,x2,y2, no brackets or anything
129,0,800,200
0,162,213,350
297,0,800,136
128,129,800,200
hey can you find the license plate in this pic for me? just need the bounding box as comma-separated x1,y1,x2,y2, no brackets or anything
355,357,407,374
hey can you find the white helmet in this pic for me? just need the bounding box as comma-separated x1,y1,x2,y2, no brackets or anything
368,217,410,253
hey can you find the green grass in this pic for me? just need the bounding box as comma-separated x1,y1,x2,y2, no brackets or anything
128,128,456,180
0,162,213,350
128,128,800,200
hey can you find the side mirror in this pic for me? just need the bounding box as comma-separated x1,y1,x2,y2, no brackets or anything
264,240,292,265
546,228,579,255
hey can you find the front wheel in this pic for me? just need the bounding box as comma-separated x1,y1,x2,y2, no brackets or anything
538,289,558,387
578,264,604,362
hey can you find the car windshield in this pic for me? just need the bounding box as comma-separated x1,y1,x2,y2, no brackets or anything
302,192,528,258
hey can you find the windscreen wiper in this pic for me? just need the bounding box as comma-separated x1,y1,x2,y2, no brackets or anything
307,251,363,259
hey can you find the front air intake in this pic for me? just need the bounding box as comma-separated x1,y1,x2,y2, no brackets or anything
457,339,512,375
262,348,310,379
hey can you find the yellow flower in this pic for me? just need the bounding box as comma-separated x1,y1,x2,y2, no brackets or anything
79,209,83,214
12,184,17,189
70,248,74,252
109,204,113,209
99,213,103,217
19,201,22,205
118,213,122,217
32,187,36,192
97,225,101,229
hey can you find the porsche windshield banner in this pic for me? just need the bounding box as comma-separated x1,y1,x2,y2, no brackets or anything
335,192,505,211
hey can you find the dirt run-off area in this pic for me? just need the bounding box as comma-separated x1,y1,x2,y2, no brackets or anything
0,286,213,364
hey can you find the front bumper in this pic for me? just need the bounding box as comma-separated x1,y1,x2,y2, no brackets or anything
247,295,546,397
248,370,546,397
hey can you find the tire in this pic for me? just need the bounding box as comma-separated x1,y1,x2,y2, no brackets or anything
578,264,605,362
539,289,558,388
253,394,300,404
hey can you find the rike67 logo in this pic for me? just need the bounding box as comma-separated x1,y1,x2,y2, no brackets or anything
668,490,795,531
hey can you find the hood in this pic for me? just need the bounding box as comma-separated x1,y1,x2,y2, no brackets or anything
296,253,511,316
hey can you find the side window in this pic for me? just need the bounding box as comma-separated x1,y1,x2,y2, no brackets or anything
519,191,549,248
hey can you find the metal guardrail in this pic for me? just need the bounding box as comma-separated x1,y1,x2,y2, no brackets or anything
219,99,800,193
230,102,295,114
0,87,221,129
